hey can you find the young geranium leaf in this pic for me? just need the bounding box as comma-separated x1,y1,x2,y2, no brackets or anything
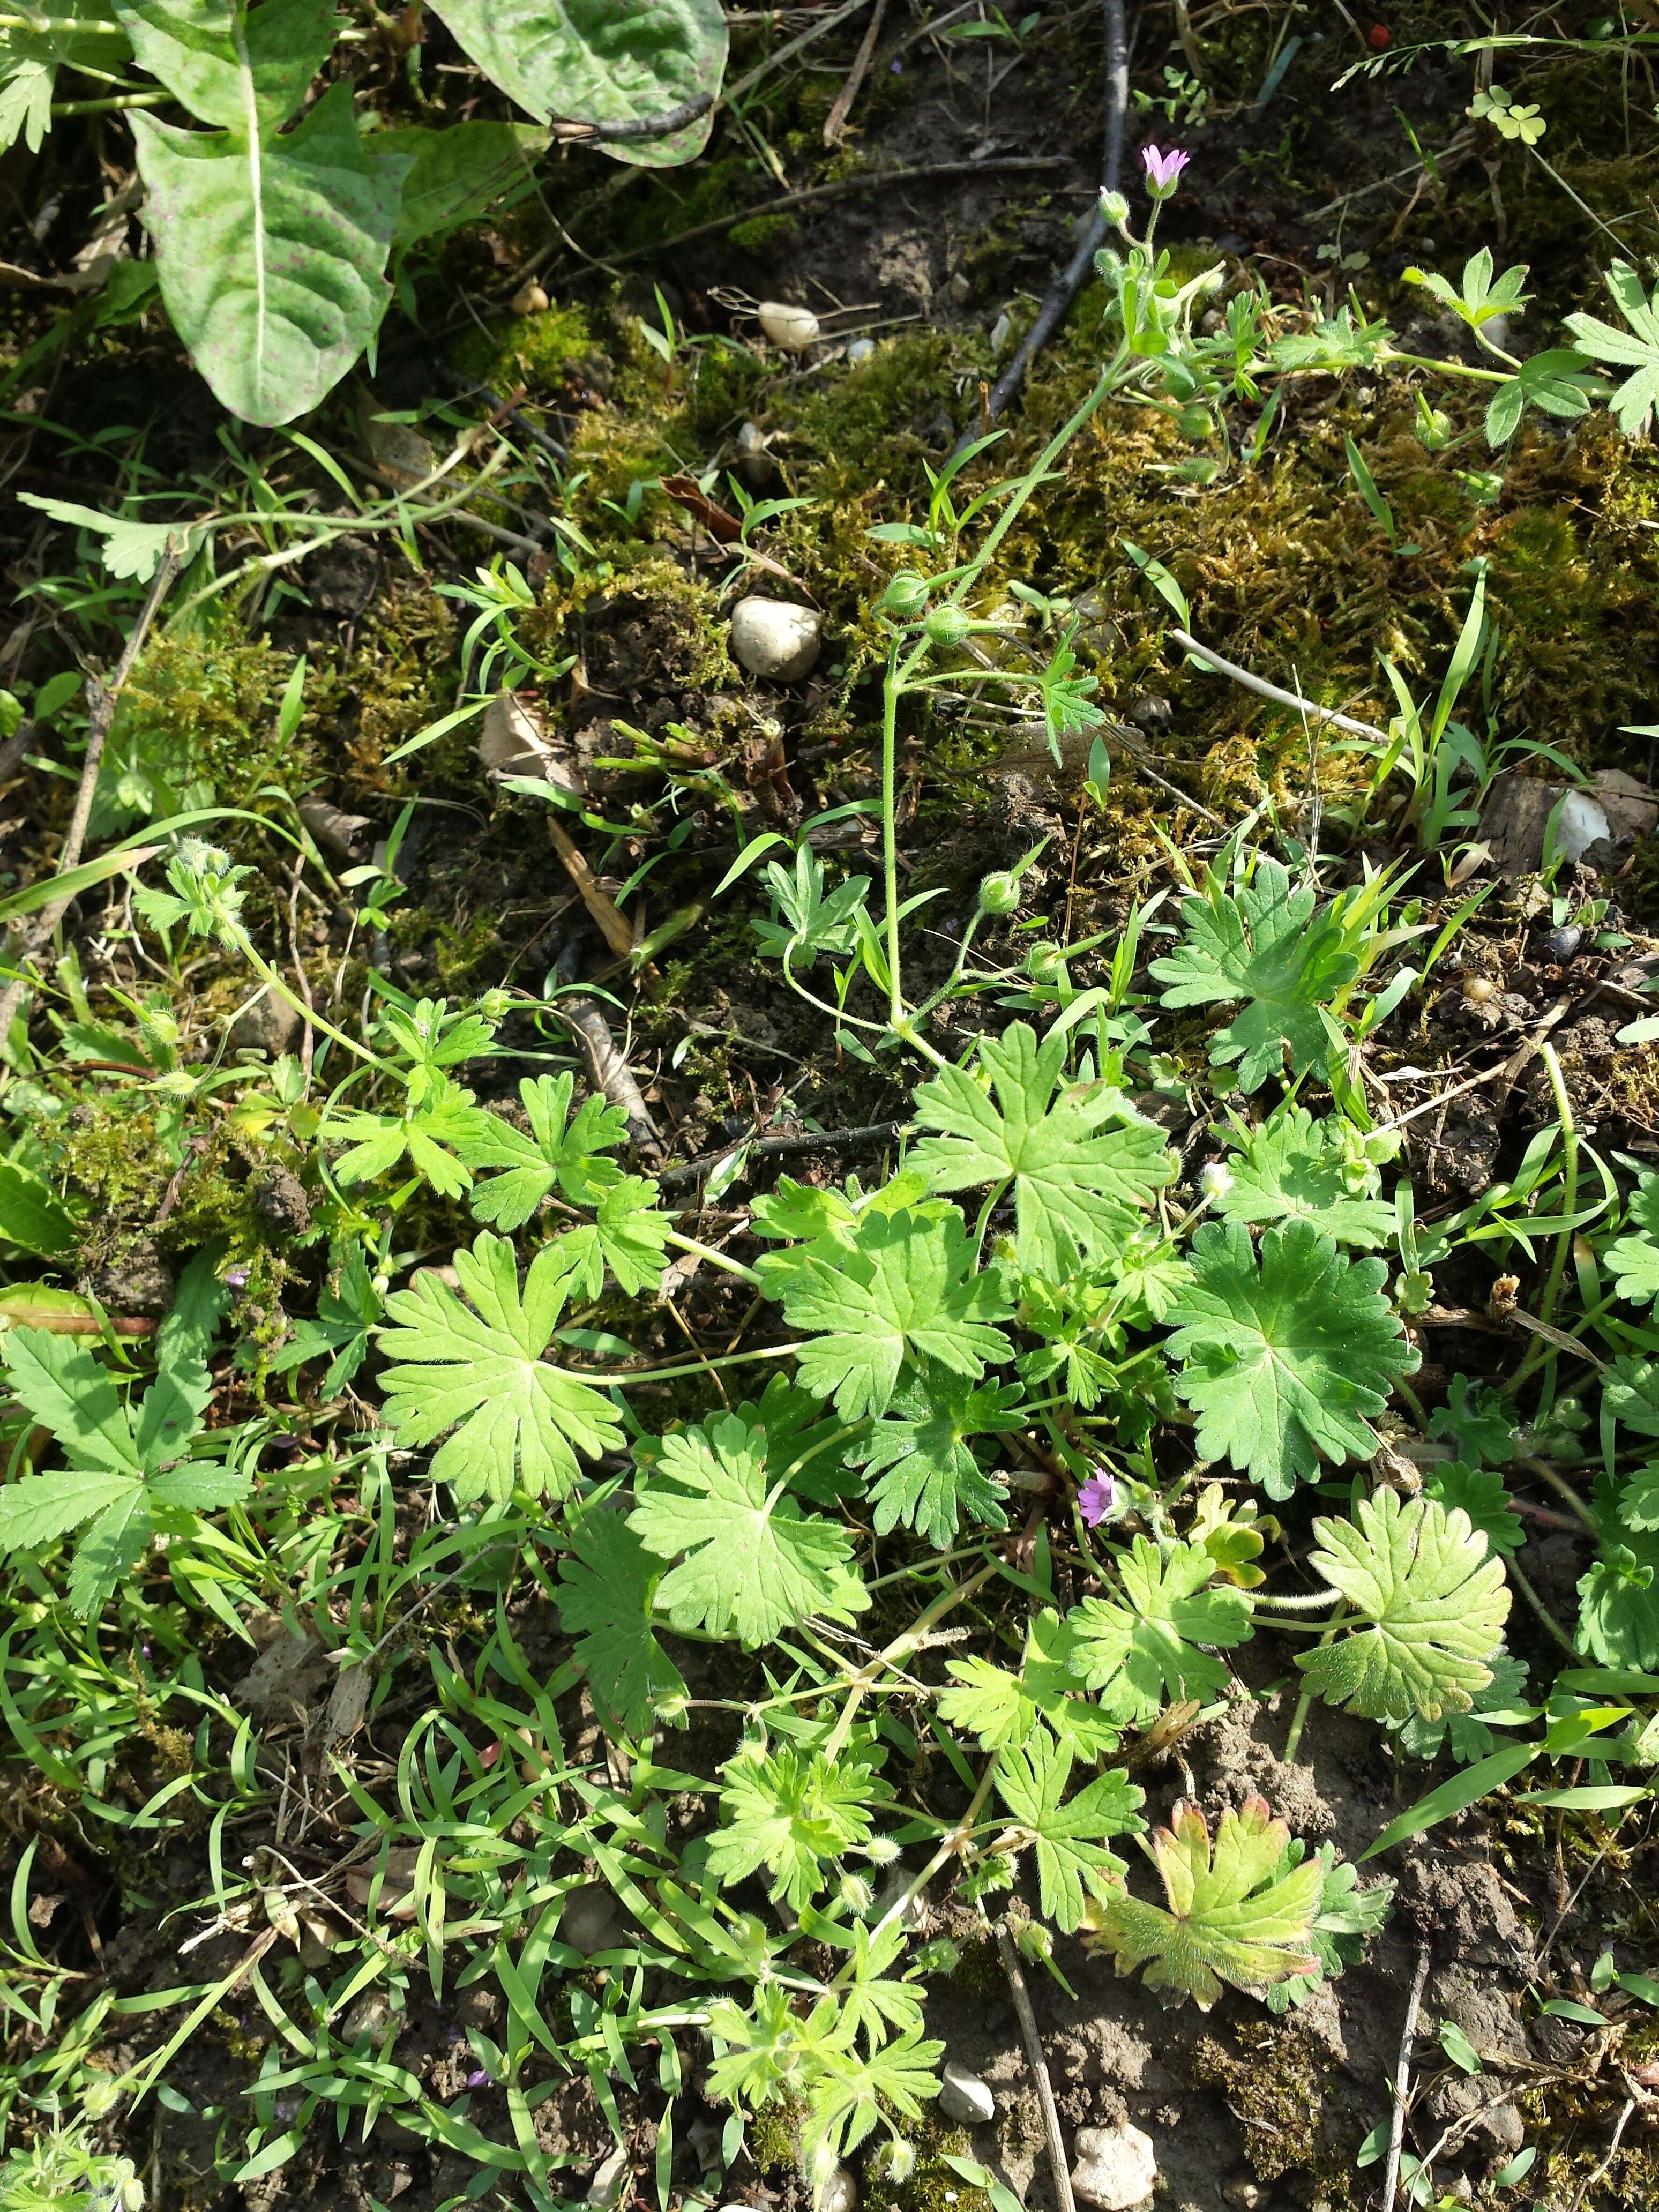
993,1728,1144,1933
1148,858,1359,1092
1083,1795,1322,2010
629,1411,868,1646
1565,262,1659,438
0,1249,242,1615
705,1742,888,1911
940,1605,1121,1759
1421,1462,1523,1556
765,1208,1013,1421
911,1022,1172,1275
1066,1538,1254,1722
1604,1171,1659,1304
1296,1491,1511,1724
1211,1102,1394,1250
326,1074,480,1200
556,1504,686,1738
1395,1646,1530,1764
846,1375,1019,1548
1429,1374,1518,1466
806,2026,945,2164
378,1231,623,1504
459,1072,630,1229
271,1239,382,1396
545,1177,672,1299
1578,1479,1659,1669
1263,1844,1395,2014
706,1983,804,2109
836,1918,925,2051
1165,1220,1419,1499
1189,1482,1276,1589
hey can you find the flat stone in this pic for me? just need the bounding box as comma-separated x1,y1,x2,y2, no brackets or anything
1070,2122,1157,2211
587,2149,627,2207
938,2060,996,2126
942,2061,995,2132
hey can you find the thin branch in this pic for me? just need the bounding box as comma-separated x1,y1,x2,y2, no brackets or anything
595,157,1073,268
974,0,1130,430
1169,627,1389,743
1381,1943,1432,2212
0,550,181,1039
659,1118,907,1194
823,0,890,145
996,1922,1078,2212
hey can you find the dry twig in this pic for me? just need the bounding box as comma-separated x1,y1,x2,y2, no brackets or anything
997,1922,1078,2212
0,548,181,1039
823,0,890,144
1381,1942,1433,2212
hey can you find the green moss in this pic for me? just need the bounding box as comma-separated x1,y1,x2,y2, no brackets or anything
863,2109,990,2212
109,625,297,820
327,580,460,797
451,300,596,398
729,212,799,252
744,2095,809,2178
1190,2021,1348,2195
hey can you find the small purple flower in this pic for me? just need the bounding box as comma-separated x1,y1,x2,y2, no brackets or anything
1078,1469,1118,1527
226,1266,250,1290
465,2069,491,2089
1141,144,1190,199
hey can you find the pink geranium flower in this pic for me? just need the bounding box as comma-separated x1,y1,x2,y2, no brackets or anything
1141,144,1190,198
1078,1469,1119,1527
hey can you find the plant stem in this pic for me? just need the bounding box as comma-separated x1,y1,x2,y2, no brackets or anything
860,1755,1003,1947
661,1230,763,1288
1534,1042,1580,1404
820,1556,1005,1763
1505,1554,1580,1657
1283,1606,1347,1762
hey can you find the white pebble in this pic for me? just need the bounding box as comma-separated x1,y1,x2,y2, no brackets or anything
728,596,823,683
757,300,820,351
1070,2123,1158,2211
1554,788,1611,863
938,2061,996,2125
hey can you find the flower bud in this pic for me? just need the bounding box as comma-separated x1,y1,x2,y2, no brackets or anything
978,869,1020,915
1016,1919,1055,1964
477,987,513,1023
839,1871,876,1915
1414,392,1452,451
1100,189,1131,228
1177,404,1214,439
880,571,931,619
882,2140,917,2186
922,602,975,647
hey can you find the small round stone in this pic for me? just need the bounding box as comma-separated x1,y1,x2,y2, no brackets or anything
728,597,823,683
